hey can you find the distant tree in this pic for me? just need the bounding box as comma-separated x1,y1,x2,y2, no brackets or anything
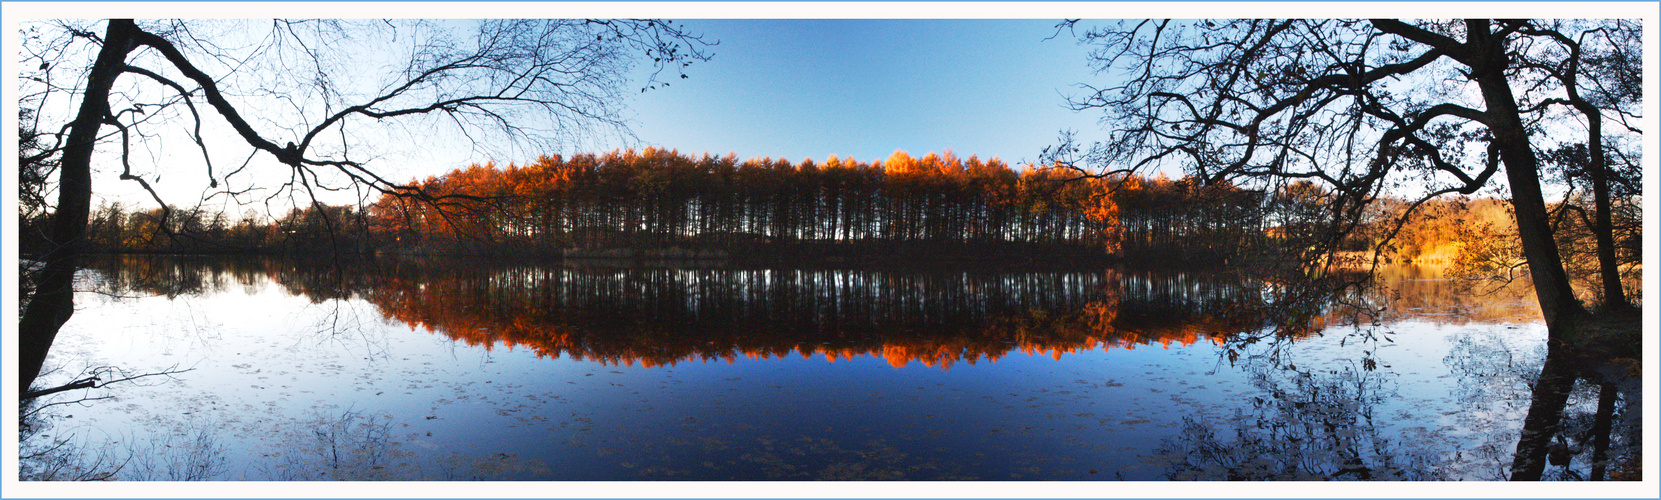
17,19,712,399
354,146,1145,258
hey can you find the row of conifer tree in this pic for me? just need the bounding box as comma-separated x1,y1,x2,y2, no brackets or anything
48,147,1283,262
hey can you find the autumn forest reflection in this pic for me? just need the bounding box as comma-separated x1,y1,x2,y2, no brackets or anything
82,255,1523,371
47,255,1594,481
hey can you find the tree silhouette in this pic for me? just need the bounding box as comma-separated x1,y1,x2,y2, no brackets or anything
17,19,712,399
1055,17,1641,481
1057,18,1639,338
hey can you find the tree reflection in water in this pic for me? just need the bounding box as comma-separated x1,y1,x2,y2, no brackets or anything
256,407,553,481
59,255,1638,480
1150,361,1443,480
84,256,1295,369
1150,281,1637,481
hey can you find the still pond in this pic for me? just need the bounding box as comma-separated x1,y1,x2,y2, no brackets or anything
26,255,1580,480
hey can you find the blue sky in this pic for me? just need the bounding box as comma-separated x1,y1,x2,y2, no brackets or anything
626,19,1104,166
26,9,1641,216
44,18,1110,212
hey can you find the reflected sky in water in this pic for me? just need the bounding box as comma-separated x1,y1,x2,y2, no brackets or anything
35,257,1549,480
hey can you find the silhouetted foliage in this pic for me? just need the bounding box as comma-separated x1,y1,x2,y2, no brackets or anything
1056,18,1643,481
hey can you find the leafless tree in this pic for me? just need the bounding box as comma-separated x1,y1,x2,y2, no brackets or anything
17,18,712,400
1053,18,1641,481
1062,18,1641,324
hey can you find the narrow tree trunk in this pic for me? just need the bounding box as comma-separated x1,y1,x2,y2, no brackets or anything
1580,109,1628,310
1555,30,1630,311
18,20,139,397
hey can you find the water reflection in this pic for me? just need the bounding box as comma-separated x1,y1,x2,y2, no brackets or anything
1151,363,1442,480
1366,265,1542,324
39,255,1628,481
85,256,1308,370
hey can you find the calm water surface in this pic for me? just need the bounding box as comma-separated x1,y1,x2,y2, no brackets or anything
32,256,1554,480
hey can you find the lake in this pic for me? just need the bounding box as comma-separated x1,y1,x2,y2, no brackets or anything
23,255,1589,481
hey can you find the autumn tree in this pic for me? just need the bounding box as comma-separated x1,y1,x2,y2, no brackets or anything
16,18,711,399
365,147,1138,255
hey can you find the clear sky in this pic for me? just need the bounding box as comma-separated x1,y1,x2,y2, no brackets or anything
626,19,1104,166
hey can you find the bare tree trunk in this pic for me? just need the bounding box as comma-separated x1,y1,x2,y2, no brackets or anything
1457,18,1594,483
18,20,139,397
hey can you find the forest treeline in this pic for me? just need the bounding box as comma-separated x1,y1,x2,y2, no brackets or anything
25,146,1639,274
372,148,1132,259
37,147,1265,264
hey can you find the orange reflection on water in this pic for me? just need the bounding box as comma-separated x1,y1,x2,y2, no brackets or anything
84,256,1544,370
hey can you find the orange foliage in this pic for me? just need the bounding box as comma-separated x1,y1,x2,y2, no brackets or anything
347,266,1291,371
367,147,1126,253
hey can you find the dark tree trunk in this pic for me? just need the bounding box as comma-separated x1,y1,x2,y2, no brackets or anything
1581,109,1628,310
18,20,138,397
1554,26,1629,312
1462,21,1595,482
1465,20,1586,341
